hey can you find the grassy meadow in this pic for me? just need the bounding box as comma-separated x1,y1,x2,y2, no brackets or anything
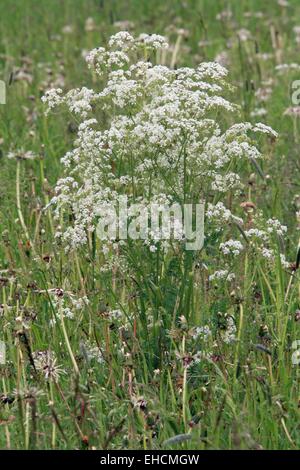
0,0,300,450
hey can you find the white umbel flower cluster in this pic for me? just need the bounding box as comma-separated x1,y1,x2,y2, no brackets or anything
220,239,244,256
221,315,237,344
209,269,236,282
266,218,287,237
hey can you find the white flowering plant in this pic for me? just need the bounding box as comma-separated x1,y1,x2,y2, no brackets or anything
39,34,291,364
43,31,278,271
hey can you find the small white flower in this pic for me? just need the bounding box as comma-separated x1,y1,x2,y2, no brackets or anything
209,270,235,282
220,239,243,256
266,218,287,237
41,88,63,113
192,325,212,341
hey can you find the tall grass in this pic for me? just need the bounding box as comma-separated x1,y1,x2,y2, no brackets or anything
0,0,300,450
